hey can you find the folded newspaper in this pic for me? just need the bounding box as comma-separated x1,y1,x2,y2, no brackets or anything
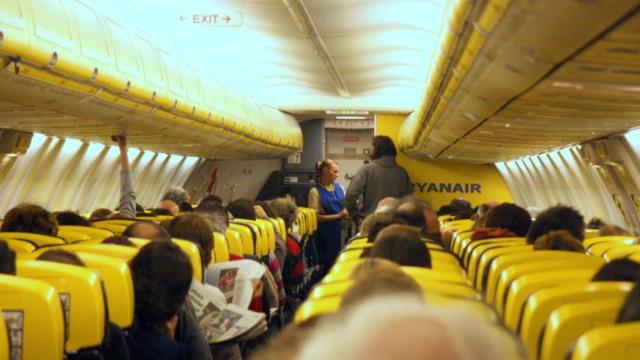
188,280,267,344
204,259,266,309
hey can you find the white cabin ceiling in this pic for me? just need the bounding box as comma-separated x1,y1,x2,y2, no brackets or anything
93,0,448,113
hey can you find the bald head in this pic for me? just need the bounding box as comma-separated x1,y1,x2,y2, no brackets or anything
123,221,171,242
158,200,179,215
371,225,431,268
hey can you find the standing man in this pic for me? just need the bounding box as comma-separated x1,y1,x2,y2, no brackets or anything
345,136,412,224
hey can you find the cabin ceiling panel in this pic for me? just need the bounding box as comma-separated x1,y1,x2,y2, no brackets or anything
434,3,640,163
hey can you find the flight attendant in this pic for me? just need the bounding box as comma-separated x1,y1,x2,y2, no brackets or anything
308,159,348,270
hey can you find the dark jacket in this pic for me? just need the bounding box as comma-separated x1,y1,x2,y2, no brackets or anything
345,156,412,218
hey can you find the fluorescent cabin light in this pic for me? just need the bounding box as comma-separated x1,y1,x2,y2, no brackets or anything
335,116,367,120
326,110,370,115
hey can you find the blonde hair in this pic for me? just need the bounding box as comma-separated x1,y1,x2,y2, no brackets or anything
533,230,585,252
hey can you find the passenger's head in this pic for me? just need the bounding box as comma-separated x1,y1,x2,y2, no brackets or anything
0,241,16,275
395,198,427,231
55,211,90,226
350,258,403,280
298,296,518,360
526,205,585,245
598,224,631,237
617,281,640,323
592,259,640,282
270,197,298,230
195,201,229,233
436,204,458,216
201,195,223,206
37,249,85,266
179,202,193,213
162,213,214,267
587,217,606,230
370,136,397,160
89,208,112,221
371,225,431,268
450,198,472,213
102,235,136,247
150,207,175,216
162,186,189,206
122,221,172,242
227,198,257,221
316,159,339,184
157,200,179,216
482,203,531,237
255,201,277,219
1,203,58,236
341,271,422,309
533,230,585,252
375,197,400,213
129,242,192,330
359,211,408,243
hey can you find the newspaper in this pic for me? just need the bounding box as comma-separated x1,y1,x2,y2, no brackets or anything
204,259,266,309
188,280,266,344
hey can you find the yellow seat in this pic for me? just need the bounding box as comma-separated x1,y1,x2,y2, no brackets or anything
275,217,287,239
2,238,36,254
229,223,256,256
487,251,591,305
225,228,244,258
451,230,473,254
587,241,629,257
324,263,468,284
34,243,139,262
502,269,599,332
257,219,277,253
75,252,135,329
0,232,66,247
0,274,65,360
172,238,204,282
468,241,528,287
213,232,230,263
497,256,604,315
463,237,525,269
236,219,268,256
571,322,640,360
56,228,92,243
58,225,114,242
17,260,106,352
474,244,532,290
520,282,632,359
348,238,368,246
91,220,136,235
129,238,150,247
603,244,640,261
584,229,599,239
0,306,8,360
540,298,626,360
295,296,341,324
583,236,636,249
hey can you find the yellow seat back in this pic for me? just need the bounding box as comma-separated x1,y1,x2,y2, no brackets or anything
224,229,244,258
17,260,106,352
324,263,467,284
229,223,256,256
520,282,632,360
257,219,277,253
583,235,636,249
2,238,36,254
295,296,341,324
451,230,473,255
213,232,230,263
58,225,114,242
603,244,640,261
76,252,135,329
172,239,204,282
56,228,92,243
0,274,65,360
91,220,136,235
541,298,625,360
129,238,150,247
463,237,525,269
571,322,640,360
587,241,629,257
35,243,139,261
275,217,287,239
474,244,532,290
0,232,66,247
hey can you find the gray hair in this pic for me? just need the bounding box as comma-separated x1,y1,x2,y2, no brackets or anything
162,186,188,205
297,295,524,360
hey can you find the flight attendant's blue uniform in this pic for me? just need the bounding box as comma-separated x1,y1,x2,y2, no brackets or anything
316,182,345,268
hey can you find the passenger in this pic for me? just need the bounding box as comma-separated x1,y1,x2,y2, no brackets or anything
249,323,316,360
592,259,640,282
350,258,403,280
423,208,442,243
270,197,306,304
436,204,458,216
359,211,408,244
298,296,516,360
179,202,193,213
394,197,441,243
158,200,180,216
227,198,257,220
162,213,214,269
341,271,422,309
37,249,86,266
472,201,499,229
162,186,190,208
195,201,230,234
370,225,431,268
587,217,606,230
471,203,531,240
308,159,347,270
123,220,172,242
375,197,400,213
114,135,137,219
200,195,223,206
55,211,91,226
152,207,176,216
617,281,640,323
129,242,193,360
89,208,113,221
255,201,288,267
345,136,412,224
36,248,129,359
598,224,631,237
526,205,585,245
450,198,474,220
533,230,585,252
1,203,58,236
102,235,137,247
0,241,16,275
